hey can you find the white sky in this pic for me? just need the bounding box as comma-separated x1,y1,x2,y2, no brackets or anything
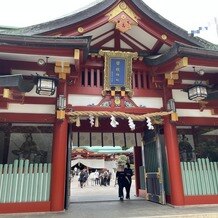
0,0,217,44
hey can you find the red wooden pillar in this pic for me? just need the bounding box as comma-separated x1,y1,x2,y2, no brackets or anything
134,146,142,196
50,79,68,211
164,116,184,205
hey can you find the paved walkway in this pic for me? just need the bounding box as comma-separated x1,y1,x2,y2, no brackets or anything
70,177,139,202
1,178,218,218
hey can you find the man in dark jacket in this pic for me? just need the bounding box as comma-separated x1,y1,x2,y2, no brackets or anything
124,163,133,199
116,166,126,201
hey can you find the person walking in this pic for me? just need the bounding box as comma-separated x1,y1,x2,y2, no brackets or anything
124,163,133,199
116,166,126,201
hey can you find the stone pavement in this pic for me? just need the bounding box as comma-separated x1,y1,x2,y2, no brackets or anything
1,178,218,218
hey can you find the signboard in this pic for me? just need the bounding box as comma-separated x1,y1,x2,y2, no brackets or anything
99,50,138,96
110,58,125,86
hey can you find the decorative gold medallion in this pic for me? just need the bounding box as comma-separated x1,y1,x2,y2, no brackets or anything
114,96,121,106
77,27,84,33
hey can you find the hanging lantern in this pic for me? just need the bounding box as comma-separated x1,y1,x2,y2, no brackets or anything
36,76,58,96
187,82,207,101
57,95,66,110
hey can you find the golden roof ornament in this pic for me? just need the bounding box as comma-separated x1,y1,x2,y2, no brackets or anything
107,1,139,33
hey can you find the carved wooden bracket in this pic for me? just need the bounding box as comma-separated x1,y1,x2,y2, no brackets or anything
164,57,188,86
55,61,71,80
74,49,80,73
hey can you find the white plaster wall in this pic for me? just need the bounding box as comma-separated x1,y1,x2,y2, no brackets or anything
131,97,163,108
172,89,190,102
177,109,218,118
68,94,103,106
0,104,55,114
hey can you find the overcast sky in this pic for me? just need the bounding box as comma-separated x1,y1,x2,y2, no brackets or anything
0,0,217,44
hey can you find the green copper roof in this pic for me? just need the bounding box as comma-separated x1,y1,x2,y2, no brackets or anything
76,146,133,154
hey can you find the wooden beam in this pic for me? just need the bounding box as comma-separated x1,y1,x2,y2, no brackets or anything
123,32,151,51
68,105,161,114
120,34,142,51
176,117,218,126
92,33,114,48
151,40,164,54
61,16,109,36
91,29,114,42
211,109,218,115
0,44,74,57
189,57,218,68
114,29,121,50
0,113,55,123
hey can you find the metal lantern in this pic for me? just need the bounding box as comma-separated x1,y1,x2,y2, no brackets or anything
187,82,207,101
57,95,66,110
167,99,176,112
36,76,57,96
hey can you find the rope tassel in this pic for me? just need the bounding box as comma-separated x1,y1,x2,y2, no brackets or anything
95,116,99,127
76,116,81,127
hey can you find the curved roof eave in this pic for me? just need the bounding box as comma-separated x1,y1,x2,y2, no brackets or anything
1,0,116,36
0,34,92,48
130,0,209,48
1,0,216,50
144,42,218,66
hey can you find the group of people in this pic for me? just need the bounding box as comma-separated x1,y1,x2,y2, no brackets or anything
116,163,133,201
74,168,113,188
72,163,134,201
88,169,112,186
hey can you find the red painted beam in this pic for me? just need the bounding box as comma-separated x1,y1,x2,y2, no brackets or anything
179,71,218,80
122,33,150,51
211,109,218,115
92,33,114,48
0,202,50,213
24,97,56,105
0,45,74,57
67,86,103,95
133,89,163,97
176,101,218,110
120,34,143,52
151,40,164,54
0,113,55,123
92,29,114,42
189,57,218,68
114,29,120,50
0,60,56,76
68,105,161,114
61,16,109,36
177,117,218,126
137,20,172,46
184,195,218,205
0,101,8,109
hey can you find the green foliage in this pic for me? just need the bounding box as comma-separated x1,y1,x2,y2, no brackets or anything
195,139,218,161
117,154,128,166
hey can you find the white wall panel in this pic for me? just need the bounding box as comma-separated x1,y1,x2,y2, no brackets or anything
132,97,163,108
68,94,103,106
177,109,218,118
0,104,55,114
172,89,190,102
